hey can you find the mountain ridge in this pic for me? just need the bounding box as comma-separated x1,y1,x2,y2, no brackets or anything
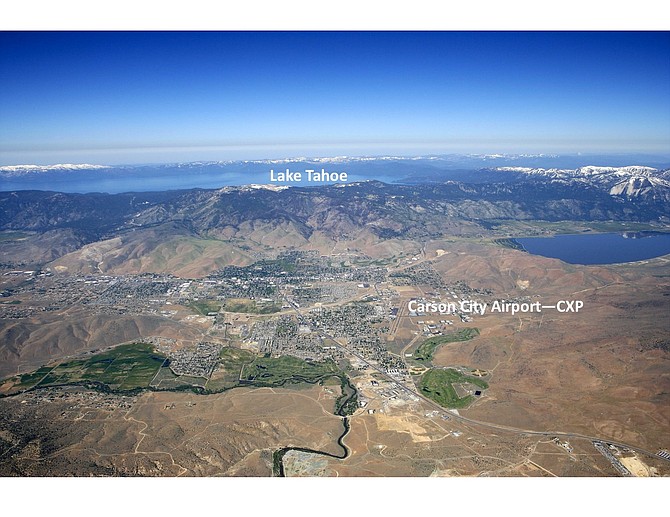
2,168,669,275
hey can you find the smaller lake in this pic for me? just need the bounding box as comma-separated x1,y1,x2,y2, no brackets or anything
514,232,670,265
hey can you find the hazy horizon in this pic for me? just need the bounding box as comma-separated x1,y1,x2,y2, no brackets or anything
3,149,670,170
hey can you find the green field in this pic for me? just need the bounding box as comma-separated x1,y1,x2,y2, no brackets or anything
222,298,281,314
419,368,489,409
189,300,223,316
150,368,208,389
2,342,359,410
8,343,166,393
8,366,54,391
205,347,256,390
240,355,339,387
4,344,344,395
413,328,480,363
191,297,282,317
149,366,183,388
349,255,399,267
219,346,256,366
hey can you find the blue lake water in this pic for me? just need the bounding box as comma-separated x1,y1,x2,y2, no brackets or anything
0,172,396,194
514,232,670,265
0,164,399,194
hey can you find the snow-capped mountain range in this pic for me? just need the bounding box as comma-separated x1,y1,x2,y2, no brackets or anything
608,176,670,198
495,165,661,181
493,165,670,200
0,163,109,177
1,157,669,202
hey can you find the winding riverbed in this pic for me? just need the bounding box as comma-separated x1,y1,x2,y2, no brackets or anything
272,375,356,476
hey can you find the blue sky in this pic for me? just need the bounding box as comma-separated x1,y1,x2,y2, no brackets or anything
1,31,669,165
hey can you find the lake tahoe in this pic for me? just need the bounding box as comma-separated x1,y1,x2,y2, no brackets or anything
515,232,670,265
